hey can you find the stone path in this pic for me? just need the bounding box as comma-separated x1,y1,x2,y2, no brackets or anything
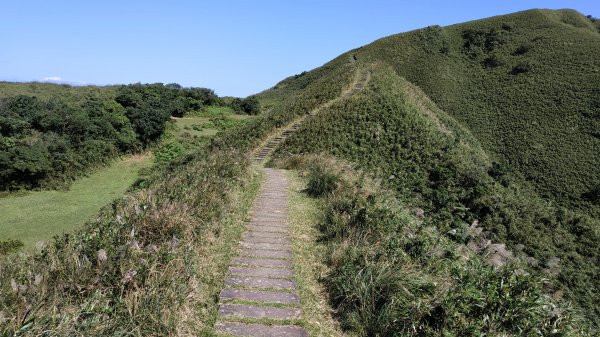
215,168,308,337
216,66,371,336
252,67,370,164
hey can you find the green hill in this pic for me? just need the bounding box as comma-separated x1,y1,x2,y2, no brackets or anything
263,8,600,330
1,8,598,336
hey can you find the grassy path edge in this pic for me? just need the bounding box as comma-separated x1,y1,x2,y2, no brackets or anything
286,170,346,337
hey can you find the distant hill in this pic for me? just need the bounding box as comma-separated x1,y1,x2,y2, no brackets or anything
0,81,117,101
261,8,600,328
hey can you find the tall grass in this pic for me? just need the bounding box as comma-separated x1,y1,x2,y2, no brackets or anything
0,58,358,335
272,60,600,328
277,155,587,336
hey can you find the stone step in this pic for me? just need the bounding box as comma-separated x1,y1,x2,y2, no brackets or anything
252,214,288,219
220,288,300,304
224,276,296,289
240,242,290,251
242,236,290,244
246,225,288,233
232,257,293,268
218,304,302,320
244,231,289,239
251,211,286,217
239,249,292,259
248,222,288,229
250,220,288,227
215,322,308,337
229,266,294,278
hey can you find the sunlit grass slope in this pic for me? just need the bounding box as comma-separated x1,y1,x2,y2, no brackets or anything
263,8,600,330
0,155,152,248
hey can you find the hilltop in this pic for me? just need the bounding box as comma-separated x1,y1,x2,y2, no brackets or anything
264,8,600,330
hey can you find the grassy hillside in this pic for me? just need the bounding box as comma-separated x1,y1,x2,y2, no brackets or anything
1,7,597,336
263,8,600,331
0,154,152,248
0,57,355,335
352,9,600,206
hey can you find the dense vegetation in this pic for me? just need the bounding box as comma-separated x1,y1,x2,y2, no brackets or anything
0,83,221,191
1,7,597,336
265,9,600,331
0,57,354,334
277,155,584,336
352,9,600,208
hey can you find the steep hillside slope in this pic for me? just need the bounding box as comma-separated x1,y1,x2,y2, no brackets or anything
353,9,600,206
262,8,600,329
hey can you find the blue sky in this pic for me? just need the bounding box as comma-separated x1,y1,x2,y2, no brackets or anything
0,1,598,96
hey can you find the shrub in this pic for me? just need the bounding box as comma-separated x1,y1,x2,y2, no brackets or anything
482,54,504,68
306,164,339,197
0,239,24,255
287,157,582,336
513,44,531,55
511,62,534,74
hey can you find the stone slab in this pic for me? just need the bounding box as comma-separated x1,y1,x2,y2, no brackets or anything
229,266,294,278
219,288,299,304
216,322,308,337
250,220,288,227
244,232,289,239
240,242,291,251
218,304,302,320
232,257,292,267
246,225,288,233
224,276,295,289
242,236,290,244
240,249,292,259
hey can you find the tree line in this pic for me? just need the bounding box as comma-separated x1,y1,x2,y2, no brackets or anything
0,83,260,190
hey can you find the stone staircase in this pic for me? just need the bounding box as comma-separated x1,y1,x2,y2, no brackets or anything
215,67,370,336
215,168,308,337
252,68,370,164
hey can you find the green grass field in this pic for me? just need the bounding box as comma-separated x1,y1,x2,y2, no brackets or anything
0,154,152,248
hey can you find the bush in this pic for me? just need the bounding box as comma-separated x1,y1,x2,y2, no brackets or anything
511,62,534,74
0,239,24,255
512,44,531,55
306,165,339,197
482,54,504,68
288,157,581,336
240,96,261,115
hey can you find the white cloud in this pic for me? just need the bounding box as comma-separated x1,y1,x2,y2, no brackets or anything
42,76,62,81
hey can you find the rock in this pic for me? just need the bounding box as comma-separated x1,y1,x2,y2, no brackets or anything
467,237,490,253
97,249,107,264
526,256,538,267
145,244,159,253
122,270,137,283
484,243,514,267
545,257,561,276
129,240,141,251
35,241,48,251
10,279,18,293
413,208,425,218
513,269,529,276
467,220,483,237
34,274,43,286
170,236,180,249
514,244,525,252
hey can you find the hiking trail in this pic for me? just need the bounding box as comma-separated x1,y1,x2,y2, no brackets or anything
215,66,369,337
